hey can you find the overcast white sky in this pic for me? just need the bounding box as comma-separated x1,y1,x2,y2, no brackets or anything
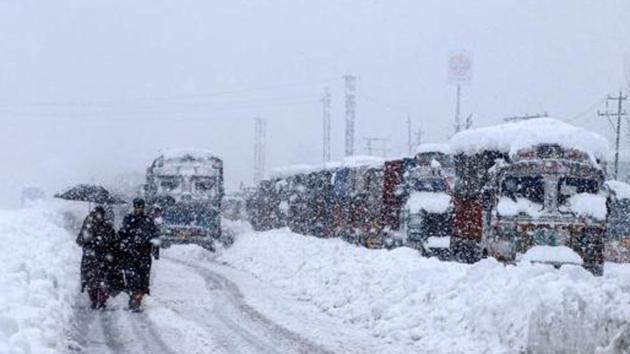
1,0,629,207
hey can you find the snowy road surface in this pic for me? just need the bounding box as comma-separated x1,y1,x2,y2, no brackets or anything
67,256,329,353
66,250,388,353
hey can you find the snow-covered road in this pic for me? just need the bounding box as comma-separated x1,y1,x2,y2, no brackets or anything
66,247,389,354
66,256,331,353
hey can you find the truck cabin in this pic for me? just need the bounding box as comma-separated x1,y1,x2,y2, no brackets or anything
147,152,223,205
145,150,224,247
449,118,610,271
494,144,605,219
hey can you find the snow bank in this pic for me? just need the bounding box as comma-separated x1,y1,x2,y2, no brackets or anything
450,118,610,161
219,230,630,353
497,197,544,217
520,245,584,265
405,192,451,214
0,206,79,354
565,193,607,220
606,180,630,200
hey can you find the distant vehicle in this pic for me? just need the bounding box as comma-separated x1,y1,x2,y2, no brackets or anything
222,192,247,221
450,118,608,275
20,186,46,207
144,149,223,250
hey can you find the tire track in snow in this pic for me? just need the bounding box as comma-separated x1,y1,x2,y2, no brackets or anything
67,294,176,354
165,256,333,354
125,311,178,354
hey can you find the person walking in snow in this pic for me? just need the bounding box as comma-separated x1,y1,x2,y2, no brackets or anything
118,198,159,312
76,206,119,310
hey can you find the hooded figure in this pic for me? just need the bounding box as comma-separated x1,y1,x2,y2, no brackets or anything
76,206,120,309
118,198,159,311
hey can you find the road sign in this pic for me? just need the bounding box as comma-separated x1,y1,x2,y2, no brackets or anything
448,51,472,83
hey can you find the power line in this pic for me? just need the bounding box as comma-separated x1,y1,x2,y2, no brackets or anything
567,95,608,122
0,77,342,108
2,96,320,119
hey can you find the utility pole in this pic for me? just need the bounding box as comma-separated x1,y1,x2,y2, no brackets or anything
344,74,357,156
454,83,462,134
407,116,413,155
253,117,267,184
322,87,332,163
599,91,627,180
414,128,424,147
363,137,390,157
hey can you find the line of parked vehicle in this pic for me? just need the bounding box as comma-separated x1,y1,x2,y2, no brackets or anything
246,118,630,275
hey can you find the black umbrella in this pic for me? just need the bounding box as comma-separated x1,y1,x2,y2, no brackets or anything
55,184,127,204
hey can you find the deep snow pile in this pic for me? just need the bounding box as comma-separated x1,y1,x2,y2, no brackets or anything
219,230,630,353
0,206,79,354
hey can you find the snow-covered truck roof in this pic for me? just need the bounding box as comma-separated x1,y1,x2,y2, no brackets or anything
149,149,223,176
270,156,384,179
449,118,610,161
270,164,318,179
415,143,451,155
156,148,222,162
340,155,385,168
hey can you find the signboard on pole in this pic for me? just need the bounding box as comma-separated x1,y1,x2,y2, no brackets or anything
448,51,473,84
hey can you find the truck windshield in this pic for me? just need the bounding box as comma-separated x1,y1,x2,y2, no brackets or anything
163,205,214,227
558,177,598,205
412,179,448,192
501,176,544,204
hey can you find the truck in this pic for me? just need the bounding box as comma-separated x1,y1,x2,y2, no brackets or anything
605,180,630,263
401,144,453,259
144,149,224,250
449,118,609,275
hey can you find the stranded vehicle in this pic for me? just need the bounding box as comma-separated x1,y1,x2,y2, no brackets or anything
401,144,453,259
449,118,609,275
144,149,224,250
604,180,630,263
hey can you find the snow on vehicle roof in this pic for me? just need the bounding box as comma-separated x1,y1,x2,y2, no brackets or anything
405,191,452,214
606,180,630,200
449,118,610,160
341,155,384,168
270,164,318,178
271,156,384,179
415,143,451,155
520,245,584,265
157,148,222,161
